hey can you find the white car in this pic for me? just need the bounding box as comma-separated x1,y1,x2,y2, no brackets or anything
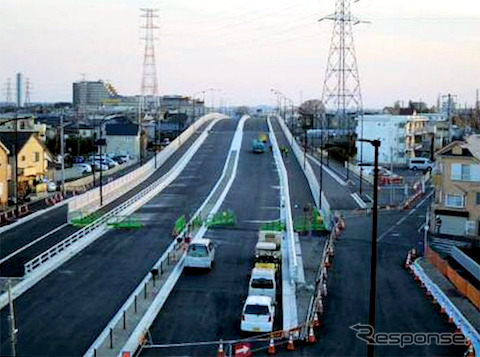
248,268,276,300
240,295,275,333
47,181,57,192
73,163,92,175
184,239,215,269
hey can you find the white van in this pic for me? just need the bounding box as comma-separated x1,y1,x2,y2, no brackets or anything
184,239,215,269
408,158,434,171
248,268,276,300
240,295,275,333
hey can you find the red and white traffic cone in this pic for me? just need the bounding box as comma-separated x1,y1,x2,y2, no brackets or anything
308,325,317,344
317,299,324,315
287,331,295,351
217,339,225,357
465,340,475,357
313,312,321,328
267,336,276,355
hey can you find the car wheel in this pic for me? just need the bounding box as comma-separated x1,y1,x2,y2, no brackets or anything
412,166,418,171
427,166,432,172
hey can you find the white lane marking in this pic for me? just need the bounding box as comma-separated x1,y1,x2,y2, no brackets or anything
307,153,347,186
377,190,433,243
351,193,368,209
365,193,373,202
0,223,69,265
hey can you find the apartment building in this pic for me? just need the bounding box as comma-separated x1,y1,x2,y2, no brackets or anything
432,135,480,238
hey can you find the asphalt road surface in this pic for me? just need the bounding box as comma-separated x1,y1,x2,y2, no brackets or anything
0,118,236,357
0,122,211,277
141,116,282,357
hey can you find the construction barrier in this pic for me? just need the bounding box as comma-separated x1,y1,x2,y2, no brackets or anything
427,248,480,311
409,260,480,354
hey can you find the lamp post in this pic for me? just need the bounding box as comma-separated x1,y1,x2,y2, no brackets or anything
359,138,381,357
95,114,112,207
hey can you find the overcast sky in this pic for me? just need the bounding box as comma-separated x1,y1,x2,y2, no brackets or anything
1,0,479,108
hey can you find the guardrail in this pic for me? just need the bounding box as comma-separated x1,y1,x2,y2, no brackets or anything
68,114,222,218
302,214,344,338
411,260,480,353
24,117,225,276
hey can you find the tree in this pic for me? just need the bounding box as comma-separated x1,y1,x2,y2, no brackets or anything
298,100,325,129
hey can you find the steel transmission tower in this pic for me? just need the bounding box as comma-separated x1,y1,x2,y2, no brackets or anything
4,78,13,104
25,78,32,107
140,8,160,115
320,0,365,162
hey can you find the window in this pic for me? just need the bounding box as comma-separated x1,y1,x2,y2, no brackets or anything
445,194,465,208
34,152,40,162
451,164,480,182
187,245,208,257
251,278,274,289
245,304,269,315
21,155,25,162
476,193,480,205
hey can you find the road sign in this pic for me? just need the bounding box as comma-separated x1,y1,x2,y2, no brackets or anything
234,342,252,357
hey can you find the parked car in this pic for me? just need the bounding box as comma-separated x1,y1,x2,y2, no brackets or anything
73,163,92,175
102,157,118,168
408,157,435,171
91,162,109,171
112,155,129,165
240,295,275,333
184,239,215,269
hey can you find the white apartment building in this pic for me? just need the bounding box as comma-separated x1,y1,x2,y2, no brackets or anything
355,114,429,166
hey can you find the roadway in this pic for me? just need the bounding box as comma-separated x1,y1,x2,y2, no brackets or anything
288,194,465,356
0,118,237,356
141,116,281,356
0,122,211,277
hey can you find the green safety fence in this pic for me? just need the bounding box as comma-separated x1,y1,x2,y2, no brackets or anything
107,215,144,229
192,215,203,229
206,210,236,228
71,212,101,227
261,220,286,232
294,209,328,234
172,215,187,236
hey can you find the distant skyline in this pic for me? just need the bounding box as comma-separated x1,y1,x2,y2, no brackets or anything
1,0,479,108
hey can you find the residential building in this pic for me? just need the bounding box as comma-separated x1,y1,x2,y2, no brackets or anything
0,114,47,141
356,114,421,166
431,135,480,238
105,123,140,159
0,141,10,207
0,132,52,199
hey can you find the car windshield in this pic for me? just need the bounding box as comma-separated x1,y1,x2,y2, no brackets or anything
245,304,269,315
187,245,208,257
251,278,274,289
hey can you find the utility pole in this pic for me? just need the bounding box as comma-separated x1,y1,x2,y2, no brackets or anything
8,279,18,356
320,0,366,184
14,111,19,214
60,111,65,196
24,78,32,108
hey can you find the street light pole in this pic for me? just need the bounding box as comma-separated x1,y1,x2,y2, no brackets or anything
359,138,381,357
60,111,66,196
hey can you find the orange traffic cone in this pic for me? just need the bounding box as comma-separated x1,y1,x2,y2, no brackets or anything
308,325,317,343
325,255,331,268
217,339,225,357
432,297,437,305
440,306,446,314
267,337,276,355
313,312,321,328
448,316,454,324
317,299,324,315
465,340,475,357
287,331,295,351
